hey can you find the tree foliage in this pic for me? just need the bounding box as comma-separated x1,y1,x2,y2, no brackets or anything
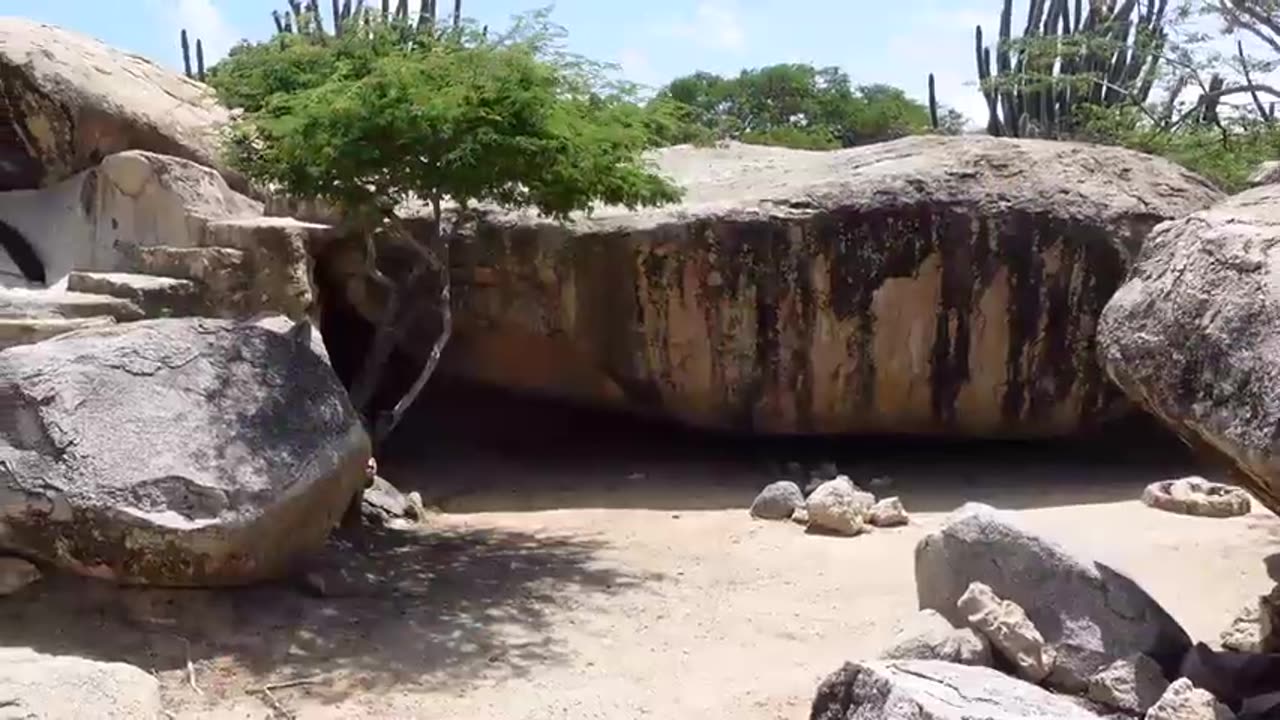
646,64,952,150
208,13,681,444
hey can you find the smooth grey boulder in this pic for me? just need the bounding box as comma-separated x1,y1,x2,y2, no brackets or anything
809,659,1104,720
915,503,1191,688
0,647,162,719
0,316,370,586
750,480,805,520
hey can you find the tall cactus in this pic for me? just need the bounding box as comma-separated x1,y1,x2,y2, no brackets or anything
272,0,456,36
972,0,1169,138
180,29,193,78
928,73,940,130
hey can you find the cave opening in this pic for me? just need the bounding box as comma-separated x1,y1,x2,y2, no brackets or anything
314,261,1205,516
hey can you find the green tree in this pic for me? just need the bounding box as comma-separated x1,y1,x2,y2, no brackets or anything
210,14,681,444
650,64,940,149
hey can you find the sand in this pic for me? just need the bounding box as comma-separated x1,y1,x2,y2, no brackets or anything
1,436,1277,720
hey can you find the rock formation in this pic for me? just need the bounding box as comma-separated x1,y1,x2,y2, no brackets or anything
0,17,238,192
323,135,1221,437
0,316,370,585
1100,182,1280,516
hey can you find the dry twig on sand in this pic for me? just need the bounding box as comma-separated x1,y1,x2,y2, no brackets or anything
249,676,326,720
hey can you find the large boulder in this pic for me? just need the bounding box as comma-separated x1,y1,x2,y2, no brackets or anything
915,503,1191,689
0,17,240,192
809,659,1104,720
0,647,163,719
326,135,1220,437
0,316,369,586
1099,183,1280,515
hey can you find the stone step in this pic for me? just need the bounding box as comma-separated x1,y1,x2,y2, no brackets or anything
0,316,116,351
0,287,143,322
65,271,203,318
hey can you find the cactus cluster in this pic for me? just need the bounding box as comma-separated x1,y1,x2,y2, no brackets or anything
971,0,1169,138
180,0,465,81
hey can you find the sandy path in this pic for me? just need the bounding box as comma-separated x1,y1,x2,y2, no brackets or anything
2,445,1275,720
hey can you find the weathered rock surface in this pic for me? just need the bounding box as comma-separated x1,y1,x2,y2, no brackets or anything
958,581,1055,682
66,272,202,318
880,609,992,666
1219,585,1280,654
0,150,261,287
1098,183,1280,516
1142,478,1252,518
915,503,1191,688
750,480,805,520
809,659,1104,720
0,555,40,595
806,477,874,535
0,647,163,719
1145,678,1236,720
324,136,1220,438
0,316,370,585
0,18,238,192
869,496,909,527
1086,654,1169,715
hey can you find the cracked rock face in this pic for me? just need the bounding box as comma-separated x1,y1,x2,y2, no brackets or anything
0,18,239,192
0,316,369,586
338,135,1221,437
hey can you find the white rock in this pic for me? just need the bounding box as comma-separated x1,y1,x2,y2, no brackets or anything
0,647,163,719
1145,678,1236,720
869,496,909,527
958,581,1055,683
805,477,874,536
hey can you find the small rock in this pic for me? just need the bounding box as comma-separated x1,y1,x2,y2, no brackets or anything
805,477,874,536
361,475,413,526
0,557,40,596
1145,678,1236,720
1220,584,1280,653
869,496,909,527
1142,477,1252,518
811,461,840,480
0,647,163,719
790,507,809,526
1086,653,1169,715
869,475,894,490
406,491,426,520
881,609,992,666
749,481,805,520
958,581,1055,683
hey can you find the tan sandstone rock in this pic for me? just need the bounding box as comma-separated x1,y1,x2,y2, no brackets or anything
0,17,240,192
958,581,1055,683
805,477,874,536
327,135,1220,437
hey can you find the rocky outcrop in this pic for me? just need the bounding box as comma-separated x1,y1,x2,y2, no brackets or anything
1099,183,1280,516
915,503,1191,689
325,135,1220,437
0,316,369,585
0,17,238,192
0,647,163,719
809,659,1104,720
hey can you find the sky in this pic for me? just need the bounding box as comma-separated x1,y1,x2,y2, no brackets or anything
7,0,1001,123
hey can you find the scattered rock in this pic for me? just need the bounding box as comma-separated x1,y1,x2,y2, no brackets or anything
1145,678,1236,720
805,477,875,536
880,609,992,667
869,496,910,527
362,476,417,526
1086,654,1169,715
791,507,810,526
1098,182,1280,517
0,556,40,595
0,647,163,719
809,659,1105,720
406,491,427,520
1218,587,1280,654
1141,478,1252,518
915,503,1192,689
958,581,1055,683
750,481,805,520
0,317,370,586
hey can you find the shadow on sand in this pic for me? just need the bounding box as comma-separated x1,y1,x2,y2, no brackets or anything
0,523,663,705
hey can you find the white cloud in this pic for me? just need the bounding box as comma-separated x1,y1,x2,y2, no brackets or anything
657,1,748,52
157,0,240,68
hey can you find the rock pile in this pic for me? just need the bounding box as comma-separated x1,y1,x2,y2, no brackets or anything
749,467,911,536
811,503,1279,719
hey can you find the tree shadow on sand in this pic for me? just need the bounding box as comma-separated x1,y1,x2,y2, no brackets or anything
0,522,664,706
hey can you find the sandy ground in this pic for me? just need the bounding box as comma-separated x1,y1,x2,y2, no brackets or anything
2,423,1279,720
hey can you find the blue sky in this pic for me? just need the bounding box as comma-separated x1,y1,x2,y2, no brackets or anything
8,0,1000,123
